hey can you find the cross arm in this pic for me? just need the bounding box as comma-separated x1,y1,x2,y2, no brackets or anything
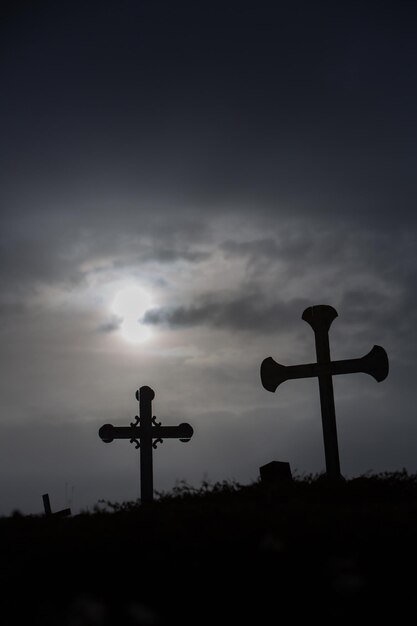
99,424,136,442
261,358,321,391
330,345,389,382
261,345,389,392
152,423,194,441
98,423,194,443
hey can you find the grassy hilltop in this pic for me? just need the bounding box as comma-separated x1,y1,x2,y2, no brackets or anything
2,472,417,625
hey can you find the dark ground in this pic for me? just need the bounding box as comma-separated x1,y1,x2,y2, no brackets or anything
2,472,417,625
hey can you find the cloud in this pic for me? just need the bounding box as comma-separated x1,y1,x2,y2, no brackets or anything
96,314,123,334
143,292,311,333
0,213,212,304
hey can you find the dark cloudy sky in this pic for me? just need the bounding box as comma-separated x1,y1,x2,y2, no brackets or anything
1,0,416,515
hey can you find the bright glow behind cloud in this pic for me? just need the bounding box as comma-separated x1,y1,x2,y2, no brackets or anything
111,284,153,344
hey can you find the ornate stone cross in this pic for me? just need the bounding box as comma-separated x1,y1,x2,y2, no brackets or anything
99,385,194,502
260,305,389,480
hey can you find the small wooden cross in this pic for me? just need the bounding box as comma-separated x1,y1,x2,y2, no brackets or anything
260,304,389,481
99,385,194,503
42,493,71,517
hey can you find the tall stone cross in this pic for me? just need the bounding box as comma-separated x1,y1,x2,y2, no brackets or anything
99,385,193,502
260,305,389,480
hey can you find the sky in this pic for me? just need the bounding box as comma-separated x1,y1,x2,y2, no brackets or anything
0,0,416,515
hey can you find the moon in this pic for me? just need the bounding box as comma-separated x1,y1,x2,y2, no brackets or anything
111,285,153,344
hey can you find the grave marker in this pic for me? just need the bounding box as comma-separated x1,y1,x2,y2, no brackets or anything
259,461,293,484
42,493,71,517
99,385,194,502
260,305,389,480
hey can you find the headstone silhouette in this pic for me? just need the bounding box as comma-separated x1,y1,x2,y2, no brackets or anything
42,493,71,517
260,461,293,484
99,385,194,503
260,305,389,481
